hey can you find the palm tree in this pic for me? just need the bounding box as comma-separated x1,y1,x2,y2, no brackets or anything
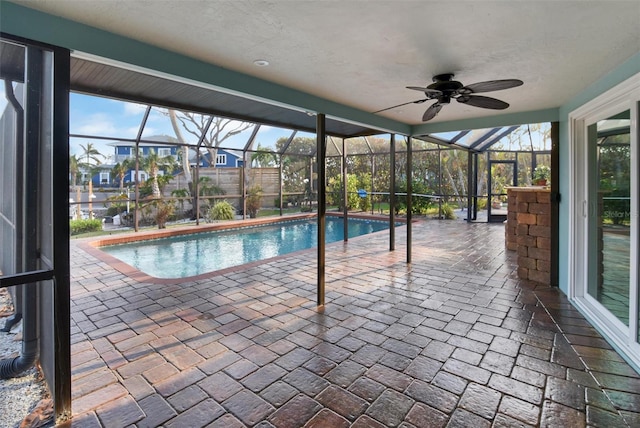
111,159,131,193
169,109,193,196
79,142,104,184
141,149,175,198
69,154,80,188
251,144,278,167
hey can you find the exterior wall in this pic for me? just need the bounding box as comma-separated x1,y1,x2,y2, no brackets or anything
212,149,241,168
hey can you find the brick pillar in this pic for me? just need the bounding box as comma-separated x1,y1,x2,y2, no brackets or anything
505,188,551,284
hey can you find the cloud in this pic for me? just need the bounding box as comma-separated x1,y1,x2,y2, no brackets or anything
123,101,147,116
72,112,119,136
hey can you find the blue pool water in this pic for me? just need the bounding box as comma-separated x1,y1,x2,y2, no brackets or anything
101,217,395,278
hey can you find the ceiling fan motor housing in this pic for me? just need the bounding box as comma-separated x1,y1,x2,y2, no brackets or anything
426,74,463,101
384,73,523,121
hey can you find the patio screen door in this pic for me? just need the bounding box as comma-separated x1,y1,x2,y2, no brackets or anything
487,160,516,222
571,74,640,370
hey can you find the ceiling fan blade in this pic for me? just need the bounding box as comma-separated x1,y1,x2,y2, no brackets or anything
457,95,509,109
422,102,443,121
373,98,428,114
459,79,523,94
406,86,442,97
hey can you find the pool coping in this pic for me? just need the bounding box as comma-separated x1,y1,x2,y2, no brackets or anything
80,212,405,285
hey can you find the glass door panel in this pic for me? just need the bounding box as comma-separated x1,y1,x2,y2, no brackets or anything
587,111,631,326
488,160,516,222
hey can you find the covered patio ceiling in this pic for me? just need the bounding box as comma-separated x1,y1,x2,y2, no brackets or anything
6,1,640,137
68,54,537,153
69,56,385,140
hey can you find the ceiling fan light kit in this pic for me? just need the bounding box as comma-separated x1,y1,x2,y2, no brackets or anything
376,73,523,121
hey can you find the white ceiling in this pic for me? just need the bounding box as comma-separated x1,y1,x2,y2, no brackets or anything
14,0,640,125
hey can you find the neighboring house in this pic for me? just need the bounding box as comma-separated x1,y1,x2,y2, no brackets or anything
104,135,243,187
211,149,244,168
82,164,114,188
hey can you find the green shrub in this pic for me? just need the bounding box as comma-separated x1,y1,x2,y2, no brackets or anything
394,179,434,215
104,193,128,217
208,200,235,221
153,199,175,229
246,186,263,218
440,203,456,220
476,197,488,210
70,218,103,235
357,173,372,212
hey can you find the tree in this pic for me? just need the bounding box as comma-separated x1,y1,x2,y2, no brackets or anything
111,159,131,193
171,188,190,214
246,185,263,218
251,144,278,167
79,142,104,184
276,136,316,197
168,110,254,219
69,154,80,187
171,112,254,167
169,109,194,200
141,149,175,198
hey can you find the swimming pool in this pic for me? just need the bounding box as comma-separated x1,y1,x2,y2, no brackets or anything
100,217,396,278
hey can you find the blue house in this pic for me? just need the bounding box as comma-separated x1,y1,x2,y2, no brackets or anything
90,135,244,187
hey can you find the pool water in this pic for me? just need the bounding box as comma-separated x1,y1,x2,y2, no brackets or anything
101,217,395,278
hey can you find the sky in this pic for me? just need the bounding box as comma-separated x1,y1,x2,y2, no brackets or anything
69,93,315,162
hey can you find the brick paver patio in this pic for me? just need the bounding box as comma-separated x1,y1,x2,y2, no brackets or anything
61,218,640,427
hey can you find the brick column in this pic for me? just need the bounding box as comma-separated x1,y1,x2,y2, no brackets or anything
505,187,551,284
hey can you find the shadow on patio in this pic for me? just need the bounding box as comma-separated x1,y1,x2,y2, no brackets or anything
63,219,640,427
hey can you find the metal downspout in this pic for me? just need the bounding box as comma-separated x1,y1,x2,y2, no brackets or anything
1,47,41,378
1,79,23,333
0,282,38,378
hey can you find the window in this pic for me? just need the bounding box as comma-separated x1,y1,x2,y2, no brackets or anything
100,172,110,184
216,154,227,165
157,147,171,157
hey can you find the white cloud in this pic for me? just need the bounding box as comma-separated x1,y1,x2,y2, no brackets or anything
141,126,159,137
123,101,147,116
125,125,143,136
73,112,118,136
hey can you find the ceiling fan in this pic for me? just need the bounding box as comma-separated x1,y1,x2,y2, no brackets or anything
375,73,523,121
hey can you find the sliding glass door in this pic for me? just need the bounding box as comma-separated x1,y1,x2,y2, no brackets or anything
571,75,640,370
586,113,631,325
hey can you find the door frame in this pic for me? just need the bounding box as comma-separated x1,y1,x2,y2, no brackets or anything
569,71,640,371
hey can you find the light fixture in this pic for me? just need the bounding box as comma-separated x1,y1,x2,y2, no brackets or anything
253,59,269,67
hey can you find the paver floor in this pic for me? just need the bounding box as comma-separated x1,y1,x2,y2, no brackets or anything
62,218,640,427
